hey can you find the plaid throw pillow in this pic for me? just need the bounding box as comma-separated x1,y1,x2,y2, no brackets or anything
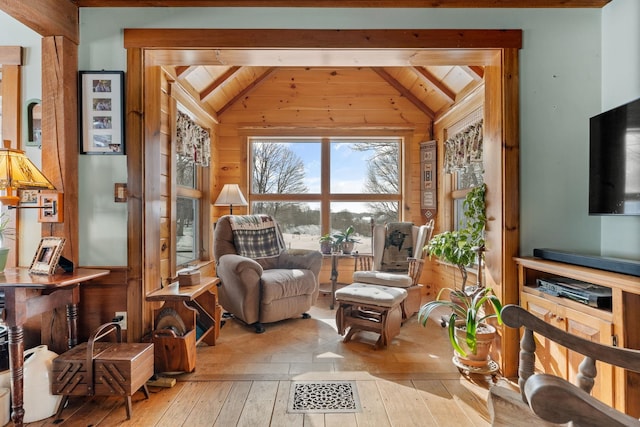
230,215,285,259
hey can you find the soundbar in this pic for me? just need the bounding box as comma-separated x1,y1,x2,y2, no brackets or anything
533,248,640,277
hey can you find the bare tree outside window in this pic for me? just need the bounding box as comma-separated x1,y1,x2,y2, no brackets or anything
250,137,401,251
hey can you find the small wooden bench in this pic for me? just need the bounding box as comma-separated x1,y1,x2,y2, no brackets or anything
53,322,154,420
335,283,407,349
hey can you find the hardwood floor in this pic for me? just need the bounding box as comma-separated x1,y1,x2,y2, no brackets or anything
29,294,497,426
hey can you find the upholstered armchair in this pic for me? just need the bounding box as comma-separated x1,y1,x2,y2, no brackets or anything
213,214,322,333
352,220,434,321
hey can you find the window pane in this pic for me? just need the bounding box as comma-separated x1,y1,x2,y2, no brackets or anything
177,197,198,265
252,201,321,250
177,153,196,188
330,140,400,194
455,163,483,191
330,202,399,254
251,140,319,194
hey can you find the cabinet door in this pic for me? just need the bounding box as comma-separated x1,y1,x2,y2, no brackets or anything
561,305,614,406
520,293,567,378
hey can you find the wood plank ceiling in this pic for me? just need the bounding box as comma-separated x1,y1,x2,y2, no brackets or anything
165,64,484,120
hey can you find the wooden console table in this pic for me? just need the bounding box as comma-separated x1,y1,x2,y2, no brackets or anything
146,276,221,373
0,267,110,427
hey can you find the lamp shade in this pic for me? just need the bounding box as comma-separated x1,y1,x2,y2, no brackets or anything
214,184,248,214
0,144,55,206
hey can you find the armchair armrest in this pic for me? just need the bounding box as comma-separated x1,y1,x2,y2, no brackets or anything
218,253,263,276
278,249,322,276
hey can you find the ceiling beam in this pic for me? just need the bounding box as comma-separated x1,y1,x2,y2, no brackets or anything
0,0,79,44
162,66,220,122
412,66,456,103
460,65,484,81
218,67,277,117
75,0,611,8
371,67,434,119
200,66,242,101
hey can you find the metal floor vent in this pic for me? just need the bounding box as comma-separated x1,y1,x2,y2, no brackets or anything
288,381,361,413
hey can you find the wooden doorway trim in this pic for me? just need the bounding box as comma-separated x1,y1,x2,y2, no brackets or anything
124,29,520,375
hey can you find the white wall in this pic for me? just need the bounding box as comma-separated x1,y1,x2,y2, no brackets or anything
600,0,640,258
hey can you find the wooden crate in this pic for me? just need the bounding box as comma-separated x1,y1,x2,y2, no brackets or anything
152,328,196,373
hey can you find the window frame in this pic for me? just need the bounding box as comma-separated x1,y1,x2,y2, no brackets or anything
170,95,212,274
246,131,407,237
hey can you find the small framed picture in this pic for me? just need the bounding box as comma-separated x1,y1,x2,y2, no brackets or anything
79,71,125,155
29,237,66,275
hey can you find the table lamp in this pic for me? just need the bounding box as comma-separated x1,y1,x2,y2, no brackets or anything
214,184,248,214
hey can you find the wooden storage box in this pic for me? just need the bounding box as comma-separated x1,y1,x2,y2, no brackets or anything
52,342,114,396
152,328,196,373
94,343,154,396
52,323,154,419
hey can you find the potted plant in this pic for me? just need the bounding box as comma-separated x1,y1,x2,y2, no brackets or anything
319,234,335,254
418,286,503,368
425,183,486,291
333,225,360,254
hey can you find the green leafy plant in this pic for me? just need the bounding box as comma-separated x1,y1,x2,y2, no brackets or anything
332,225,360,244
417,286,503,356
319,233,335,243
425,183,486,289
0,211,15,248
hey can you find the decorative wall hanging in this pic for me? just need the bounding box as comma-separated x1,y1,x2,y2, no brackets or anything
420,140,437,221
176,110,210,167
79,71,125,155
443,119,483,173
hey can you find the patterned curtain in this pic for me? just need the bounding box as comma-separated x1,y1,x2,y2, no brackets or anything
176,110,211,167
443,120,483,173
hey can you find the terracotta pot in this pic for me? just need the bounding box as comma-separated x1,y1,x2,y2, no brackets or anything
454,322,496,368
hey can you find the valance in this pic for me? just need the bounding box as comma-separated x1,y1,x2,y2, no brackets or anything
176,110,210,167
443,120,483,173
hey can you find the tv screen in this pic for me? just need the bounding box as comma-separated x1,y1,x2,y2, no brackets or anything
589,97,640,215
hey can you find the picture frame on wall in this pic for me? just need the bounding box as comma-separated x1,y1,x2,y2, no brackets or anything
29,237,66,275
79,71,125,155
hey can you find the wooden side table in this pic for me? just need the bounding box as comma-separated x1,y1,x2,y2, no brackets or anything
319,253,360,310
0,267,110,427
146,276,221,372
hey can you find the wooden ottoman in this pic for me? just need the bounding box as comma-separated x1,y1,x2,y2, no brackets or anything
335,283,408,349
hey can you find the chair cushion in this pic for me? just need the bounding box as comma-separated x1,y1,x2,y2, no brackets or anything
261,269,317,304
335,283,407,308
380,222,414,272
229,215,285,259
352,270,413,288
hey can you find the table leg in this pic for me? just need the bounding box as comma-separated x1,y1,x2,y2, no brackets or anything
330,254,338,310
8,325,25,427
66,303,79,349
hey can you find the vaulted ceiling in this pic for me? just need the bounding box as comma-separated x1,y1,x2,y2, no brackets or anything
165,64,484,120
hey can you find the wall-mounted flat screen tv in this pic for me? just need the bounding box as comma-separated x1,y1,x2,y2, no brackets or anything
589,97,640,215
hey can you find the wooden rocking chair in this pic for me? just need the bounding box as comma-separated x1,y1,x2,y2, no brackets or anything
489,304,640,427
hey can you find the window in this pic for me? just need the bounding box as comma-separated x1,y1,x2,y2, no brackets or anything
249,137,402,252
444,113,484,231
174,104,210,267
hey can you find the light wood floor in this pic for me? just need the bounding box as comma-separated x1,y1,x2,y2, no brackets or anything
29,294,497,426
